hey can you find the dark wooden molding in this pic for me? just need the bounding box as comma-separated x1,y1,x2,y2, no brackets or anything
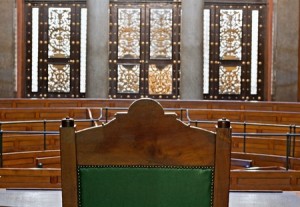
16,0,25,98
265,0,273,101
204,0,267,4
110,0,179,2
24,0,86,2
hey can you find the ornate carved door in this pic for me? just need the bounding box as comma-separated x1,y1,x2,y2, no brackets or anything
203,0,267,100
109,1,181,99
24,1,87,98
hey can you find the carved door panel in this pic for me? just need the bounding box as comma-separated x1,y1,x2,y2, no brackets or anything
109,1,181,99
203,1,266,100
24,1,87,98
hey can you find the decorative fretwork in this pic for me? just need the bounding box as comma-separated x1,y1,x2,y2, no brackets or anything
150,9,173,59
25,1,87,98
203,2,266,100
118,9,141,59
109,2,181,99
48,64,71,93
149,64,173,95
219,10,242,60
48,8,71,58
219,66,241,95
117,64,140,93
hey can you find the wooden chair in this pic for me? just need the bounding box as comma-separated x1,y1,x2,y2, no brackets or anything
60,98,232,207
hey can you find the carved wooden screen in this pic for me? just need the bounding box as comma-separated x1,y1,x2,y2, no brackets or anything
203,1,266,100
109,1,181,99
24,1,87,98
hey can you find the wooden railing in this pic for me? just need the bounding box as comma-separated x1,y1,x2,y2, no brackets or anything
3,150,60,168
1,99,300,113
1,99,300,190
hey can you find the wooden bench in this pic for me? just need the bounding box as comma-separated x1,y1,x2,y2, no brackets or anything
0,168,61,189
0,107,101,121
232,136,300,157
2,168,300,190
2,150,60,168
1,99,300,191
230,170,300,191
186,109,300,125
2,134,59,153
231,158,253,169
232,152,300,170
36,156,61,168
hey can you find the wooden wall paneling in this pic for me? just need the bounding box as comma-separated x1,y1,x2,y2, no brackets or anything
0,168,61,189
3,150,60,168
2,99,300,113
36,156,61,168
2,135,60,153
230,170,300,191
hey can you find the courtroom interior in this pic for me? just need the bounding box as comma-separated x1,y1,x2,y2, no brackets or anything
0,0,300,206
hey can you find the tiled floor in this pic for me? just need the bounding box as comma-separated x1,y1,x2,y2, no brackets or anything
0,189,300,207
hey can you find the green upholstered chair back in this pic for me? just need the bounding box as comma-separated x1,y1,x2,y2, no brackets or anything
60,98,231,207
78,166,213,207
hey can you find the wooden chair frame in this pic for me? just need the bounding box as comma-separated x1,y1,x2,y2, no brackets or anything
60,99,231,207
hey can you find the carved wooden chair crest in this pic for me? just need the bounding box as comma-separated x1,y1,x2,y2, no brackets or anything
60,98,231,207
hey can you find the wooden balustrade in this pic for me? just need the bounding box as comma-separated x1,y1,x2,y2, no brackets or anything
1,99,300,113
1,99,300,190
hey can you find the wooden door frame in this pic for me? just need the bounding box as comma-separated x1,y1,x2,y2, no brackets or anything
16,0,25,98
205,0,272,101
266,0,273,101
17,0,87,98
108,2,181,99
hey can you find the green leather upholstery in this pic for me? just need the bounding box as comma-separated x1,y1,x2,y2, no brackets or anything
78,166,213,207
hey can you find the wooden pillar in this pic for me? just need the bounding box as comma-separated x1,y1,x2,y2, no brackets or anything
16,0,25,98
214,118,231,207
60,118,78,207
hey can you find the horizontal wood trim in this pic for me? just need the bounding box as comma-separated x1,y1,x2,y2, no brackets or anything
232,137,300,157
36,156,61,168
1,99,300,112
232,152,300,170
187,109,300,124
1,102,300,125
3,135,60,153
0,108,93,121
3,150,60,168
1,168,300,191
0,168,61,189
230,170,300,191
231,158,253,169
204,0,267,4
